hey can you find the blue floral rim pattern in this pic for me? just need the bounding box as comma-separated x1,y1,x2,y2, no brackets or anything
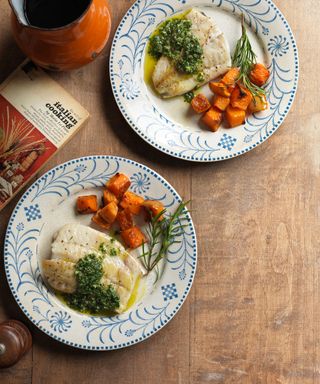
4,156,197,350
109,0,299,162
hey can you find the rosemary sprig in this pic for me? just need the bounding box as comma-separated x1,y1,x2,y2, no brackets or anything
232,16,266,98
139,201,189,279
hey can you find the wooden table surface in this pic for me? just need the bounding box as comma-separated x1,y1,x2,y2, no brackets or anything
0,0,319,383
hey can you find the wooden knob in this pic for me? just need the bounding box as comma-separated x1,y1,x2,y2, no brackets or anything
0,321,32,368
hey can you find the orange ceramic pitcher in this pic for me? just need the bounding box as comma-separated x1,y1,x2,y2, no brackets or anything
9,0,112,71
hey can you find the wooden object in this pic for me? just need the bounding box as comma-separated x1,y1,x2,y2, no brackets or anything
0,321,32,368
0,0,319,383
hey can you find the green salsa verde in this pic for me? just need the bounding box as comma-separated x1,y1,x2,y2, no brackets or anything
148,17,204,76
63,251,120,315
149,18,203,74
183,91,195,103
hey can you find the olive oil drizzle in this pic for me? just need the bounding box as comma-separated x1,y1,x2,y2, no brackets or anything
144,10,200,88
55,242,143,317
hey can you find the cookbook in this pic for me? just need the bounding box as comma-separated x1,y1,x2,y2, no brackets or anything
0,60,90,211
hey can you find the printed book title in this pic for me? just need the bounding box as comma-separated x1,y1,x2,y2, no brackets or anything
46,101,78,129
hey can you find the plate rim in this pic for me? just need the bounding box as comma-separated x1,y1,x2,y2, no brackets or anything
4,155,197,350
109,0,299,162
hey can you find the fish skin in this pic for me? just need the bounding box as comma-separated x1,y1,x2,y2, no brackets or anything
152,8,231,98
43,224,144,313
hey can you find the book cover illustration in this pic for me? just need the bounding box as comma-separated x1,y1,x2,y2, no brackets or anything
0,61,90,211
0,97,56,205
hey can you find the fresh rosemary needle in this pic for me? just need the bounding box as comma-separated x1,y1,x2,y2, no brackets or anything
139,201,189,280
232,16,266,98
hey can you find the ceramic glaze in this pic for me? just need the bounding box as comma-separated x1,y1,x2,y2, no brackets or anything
9,0,112,70
110,0,299,162
4,156,197,350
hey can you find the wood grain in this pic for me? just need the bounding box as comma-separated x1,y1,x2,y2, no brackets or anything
0,0,318,383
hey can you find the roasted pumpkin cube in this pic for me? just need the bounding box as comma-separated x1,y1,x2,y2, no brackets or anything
103,189,118,206
227,84,236,94
117,209,134,231
76,195,98,214
201,107,223,132
212,95,230,111
191,93,211,114
249,94,268,113
209,82,231,97
249,63,270,86
121,226,146,249
143,200,165,221
225,105,246,128
230,86,253,111
221,67,240,86
92,212,111,230
106,173,131,198
99,202,118,224
119,191,144,215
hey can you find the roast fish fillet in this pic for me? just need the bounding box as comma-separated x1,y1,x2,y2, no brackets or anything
42,259,76,294
152,8,231,98
42,224,144,313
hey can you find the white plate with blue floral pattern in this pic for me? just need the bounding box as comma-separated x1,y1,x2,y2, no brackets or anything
4,156,197,350
110,0,298,162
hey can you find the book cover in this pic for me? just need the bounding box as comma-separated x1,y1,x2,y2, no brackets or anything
0,60,90,211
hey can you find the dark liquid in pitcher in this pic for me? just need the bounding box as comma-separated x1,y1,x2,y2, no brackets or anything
24,0,91,29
